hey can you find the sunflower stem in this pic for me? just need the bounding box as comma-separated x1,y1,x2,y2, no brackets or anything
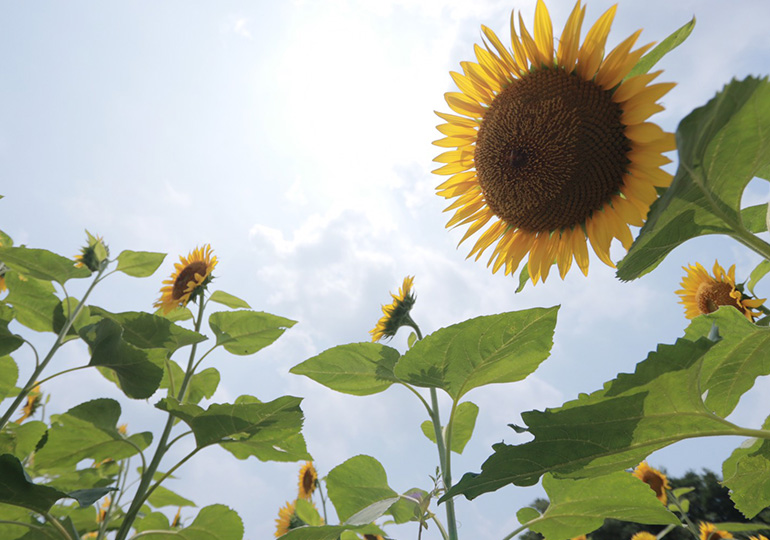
114,297,207,540
730,225,770,262
0,264,105,431
666,490,699,539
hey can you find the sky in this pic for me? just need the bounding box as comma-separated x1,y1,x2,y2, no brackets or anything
2,1,770,539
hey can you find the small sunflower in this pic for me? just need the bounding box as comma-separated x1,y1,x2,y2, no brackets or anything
370,276,417,342
74,231,109,272
632,461,670,504
298,461,318,499
676,261,765,321
154,245,218,314
0,264,6,293
275,501,305,538
631,533,657,540
699,523,733,540
434,0,676,283
363,535,385,540
749,536,769,540
15,383,42,424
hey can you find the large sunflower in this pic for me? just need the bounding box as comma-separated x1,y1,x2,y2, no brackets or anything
297,461,318,500
275,501,305,538
370,276,416,342
631,461,670,505
700,523,733,540
434,0,675,283
676,261,765,321
154,245,218,314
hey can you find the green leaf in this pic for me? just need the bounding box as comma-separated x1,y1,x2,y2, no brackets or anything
147,485,196,509
131,504,243,540
277,524,384,540
618,77,770,280
80,319,166,399
115,250,166,277
627,17,695,79
387,489,428,524
3,272,59,333
161,362,220,405
156,396,308,460
0,454,70,513
516,266,530,293
67,487,116,507
34,399,152,471
208,311,296,356
209,291,251,309
723,415,770,518
710,522,770,532
156,307,193,322
407,332,417,349
445,335,737,500
89,307,206,353
395,307,558,399
420,401,479,454
295,498,323,527
0,246,91,285
747,260,770,295
52,298,91,344
325,455,398,525
0,355,19,399
524,473,678,540
134,511,171,533
517,506,540,523
290,343,401,396
741,204,769,233
0,318,23,357
0,421,46,460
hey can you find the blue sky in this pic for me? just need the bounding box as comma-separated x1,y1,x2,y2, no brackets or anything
2,1,770,538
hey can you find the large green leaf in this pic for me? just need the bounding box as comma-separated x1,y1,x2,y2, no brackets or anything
0,247,91,285
160,362,220,405
3,272,59,333
0,355,19,400
278,524,384,540
115,250,166,277
618,77,770,280
522,473,679,540
34,399,152,471
722,415,770,518
156,396,307,459
147,485,196,509
742,204,769,234
130,504,243,540
80,319,165,399
394,307,558,399
0,318,23,356
0,421,46,460
325,455,399,525
626,17,695,79
421,401,479,454
445,336,737,500
208,290,250,309
0,454,69,513
208,311,296,356
89,307,206,353
684,307,770,417
290,343,401,396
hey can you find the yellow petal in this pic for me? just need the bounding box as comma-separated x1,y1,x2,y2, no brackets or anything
462,60,504,96
586,212,615,267
510,12,531,69
576,4,616,79
611,194,644,227
458,211,494,246
594,29,641,88
445,92,486,118
556,2,586,71
436,122,477,138
435,110,479,128
474,44,510,87
518,12,542,66
613,70,661,103
451,70,493,104
433,162,473,176
534,0,554,63
481,24,521,75
597,41,654,90
556,229,574,278
571,228,590,275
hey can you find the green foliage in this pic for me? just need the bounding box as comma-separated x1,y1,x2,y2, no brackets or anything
627,17,696,79
421,401,478,454
133,504,244,539
208,310,296,356
395,307,558,399
723,415,770,518
0,356,19,400
618,77,770,280
325,455,399,525
3,272,59,333
0,246,91,285
0,454,72,513
742,204,769,234
277,524,385,540
88,307,206,353
290,342,401,396
208,290,251,309
147,486,196,509
115,250,166,277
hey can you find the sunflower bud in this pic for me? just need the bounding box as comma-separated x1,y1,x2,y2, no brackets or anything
75,231,109,272
370,276,417,342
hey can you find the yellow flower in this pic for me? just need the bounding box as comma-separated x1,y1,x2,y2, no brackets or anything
676,261,765,321
154,245,218,314
363,535,385,540
632,461,670,504
298,461,318,500
171,507,182,528
275,500,305,537
370,276,417,342
434,0,676,283
15,384,42,424
700,523,733,540
631,533,657,540
74,231,109,272
97,496,111,523
749,536,769,540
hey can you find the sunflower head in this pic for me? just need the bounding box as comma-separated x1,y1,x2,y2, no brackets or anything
297,461,318,500
700,523,733,540
75,231,109,272
275,501,305,538
15,383,42,424
676,261,765,321
632,461,670,504
363,535,385,540
434,0,676,283
370,276,417,342
154,245,218,314
631,533,657,540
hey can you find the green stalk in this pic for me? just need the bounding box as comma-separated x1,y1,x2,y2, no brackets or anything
730,226,770,262
0,266,106,430
114,298,207,540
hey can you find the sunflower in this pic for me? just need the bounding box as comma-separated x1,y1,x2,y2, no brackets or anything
15,383,42,424
676,261,765,321
74,231,109,272
699,523,733,540
0,266,6,293
749,536,769,540
632,461,670,504
154,245,218,314
370,276,417,342
434,0,676,283
298,461,318,499
363,535,385,540
631,533,657,540
275,501,305,538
